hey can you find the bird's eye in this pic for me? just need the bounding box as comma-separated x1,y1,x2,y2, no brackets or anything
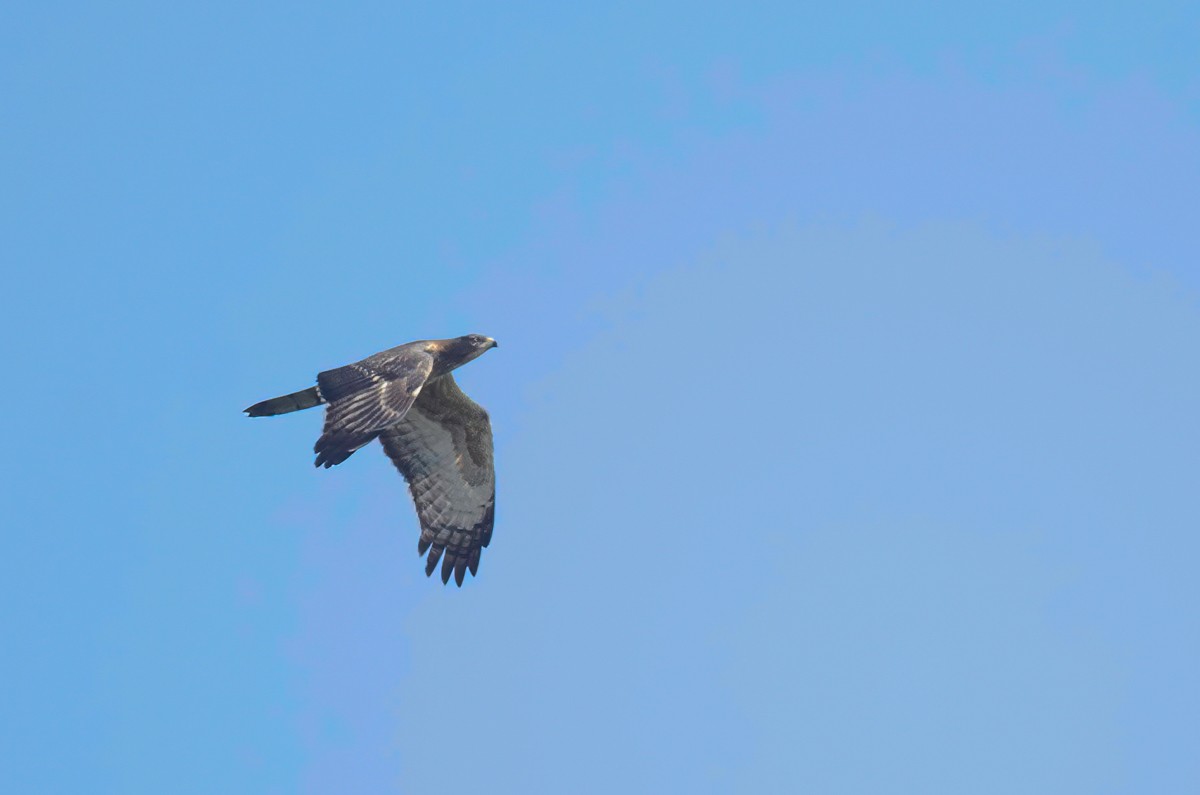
468,334,482,344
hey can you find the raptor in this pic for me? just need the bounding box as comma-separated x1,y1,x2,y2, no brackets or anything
246,335,498,586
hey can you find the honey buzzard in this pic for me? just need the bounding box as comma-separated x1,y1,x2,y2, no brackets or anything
246,335,498,586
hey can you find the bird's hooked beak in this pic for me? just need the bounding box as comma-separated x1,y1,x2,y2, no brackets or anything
486,337,499,349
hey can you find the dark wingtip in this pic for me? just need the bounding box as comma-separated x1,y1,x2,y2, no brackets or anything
425,545,443,577
421,545,476,586
313,441,353,469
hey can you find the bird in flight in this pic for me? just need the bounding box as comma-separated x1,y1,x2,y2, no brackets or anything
246,335,499,586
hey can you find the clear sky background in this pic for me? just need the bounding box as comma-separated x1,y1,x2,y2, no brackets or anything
3,2,1198,793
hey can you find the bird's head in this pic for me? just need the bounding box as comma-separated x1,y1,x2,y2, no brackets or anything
426,334,499,372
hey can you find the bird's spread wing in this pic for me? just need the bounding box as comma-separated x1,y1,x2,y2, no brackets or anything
379,374,495,586
313,353,433,468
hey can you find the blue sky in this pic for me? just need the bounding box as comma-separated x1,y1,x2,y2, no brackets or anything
3,2,1198,793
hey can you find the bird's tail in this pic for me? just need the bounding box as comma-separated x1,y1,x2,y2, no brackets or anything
244,386,324,417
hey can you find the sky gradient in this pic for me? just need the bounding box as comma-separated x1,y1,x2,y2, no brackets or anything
3,3,1198,793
